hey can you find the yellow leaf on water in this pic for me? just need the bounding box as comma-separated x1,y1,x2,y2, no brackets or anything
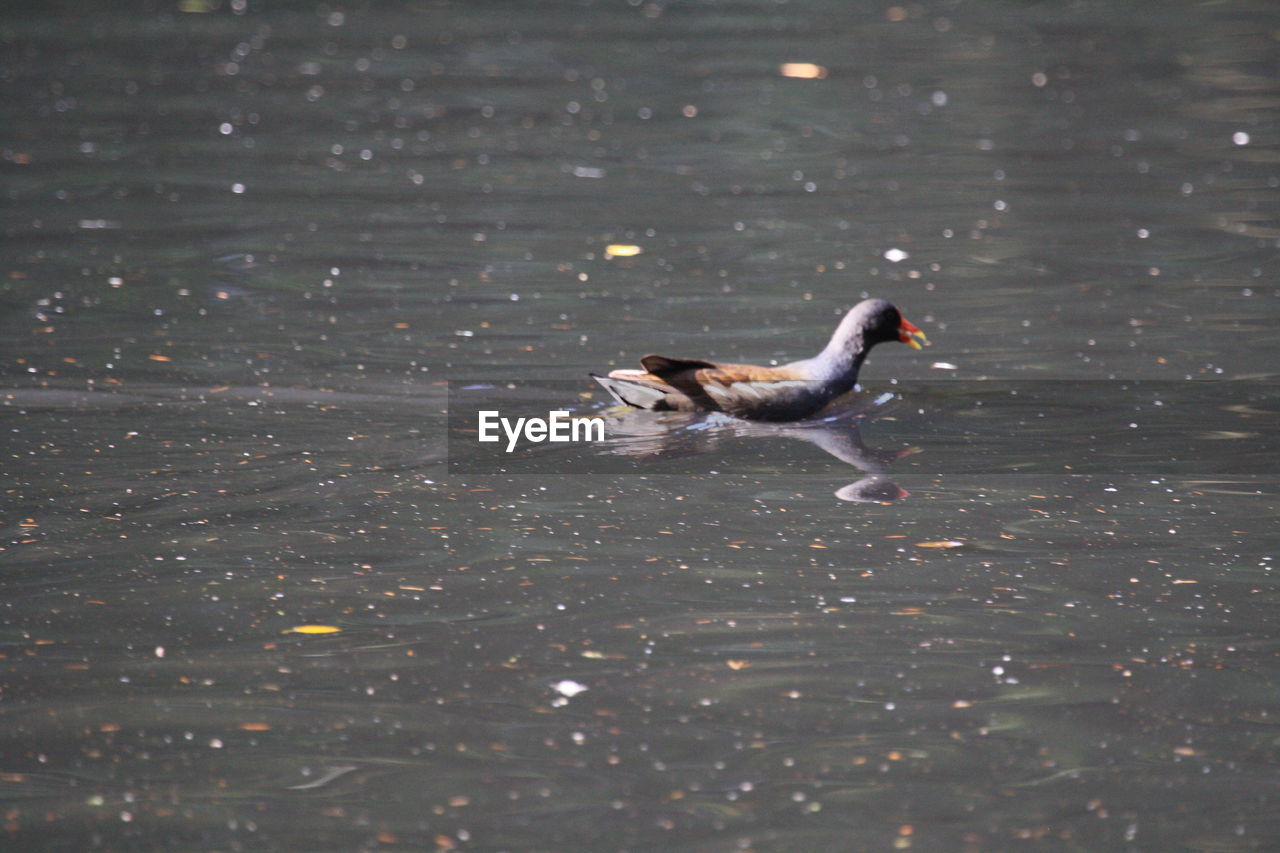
779,62,828,79
915,540,965,549
604,244,642,259
286,625,341,635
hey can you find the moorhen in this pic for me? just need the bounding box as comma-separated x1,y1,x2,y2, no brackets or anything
591,298,927,421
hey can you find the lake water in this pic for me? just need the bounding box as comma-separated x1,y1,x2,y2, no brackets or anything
3,1,1279,850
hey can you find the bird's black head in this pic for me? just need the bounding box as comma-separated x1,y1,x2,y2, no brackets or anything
849,298,907,346
842,299,926,349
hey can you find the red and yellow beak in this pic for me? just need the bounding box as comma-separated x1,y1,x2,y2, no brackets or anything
898,318,929,350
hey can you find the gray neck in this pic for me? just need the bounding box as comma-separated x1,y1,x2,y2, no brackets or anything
809,314,869,388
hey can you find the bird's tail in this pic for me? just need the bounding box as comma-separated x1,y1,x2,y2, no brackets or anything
589,373,670,410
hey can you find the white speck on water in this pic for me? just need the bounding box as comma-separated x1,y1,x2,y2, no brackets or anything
553,680,588,697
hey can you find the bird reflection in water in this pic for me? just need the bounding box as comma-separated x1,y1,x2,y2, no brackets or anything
595,391,916,502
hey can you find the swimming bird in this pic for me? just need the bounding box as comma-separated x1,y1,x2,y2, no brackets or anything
591,298,928,422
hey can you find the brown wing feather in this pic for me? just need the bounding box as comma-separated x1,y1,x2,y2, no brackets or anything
619,356,816,417
690,363,809,384
639,355,808,384
639,354,718,376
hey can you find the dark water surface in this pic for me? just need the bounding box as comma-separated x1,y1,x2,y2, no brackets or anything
3,1,1279,850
